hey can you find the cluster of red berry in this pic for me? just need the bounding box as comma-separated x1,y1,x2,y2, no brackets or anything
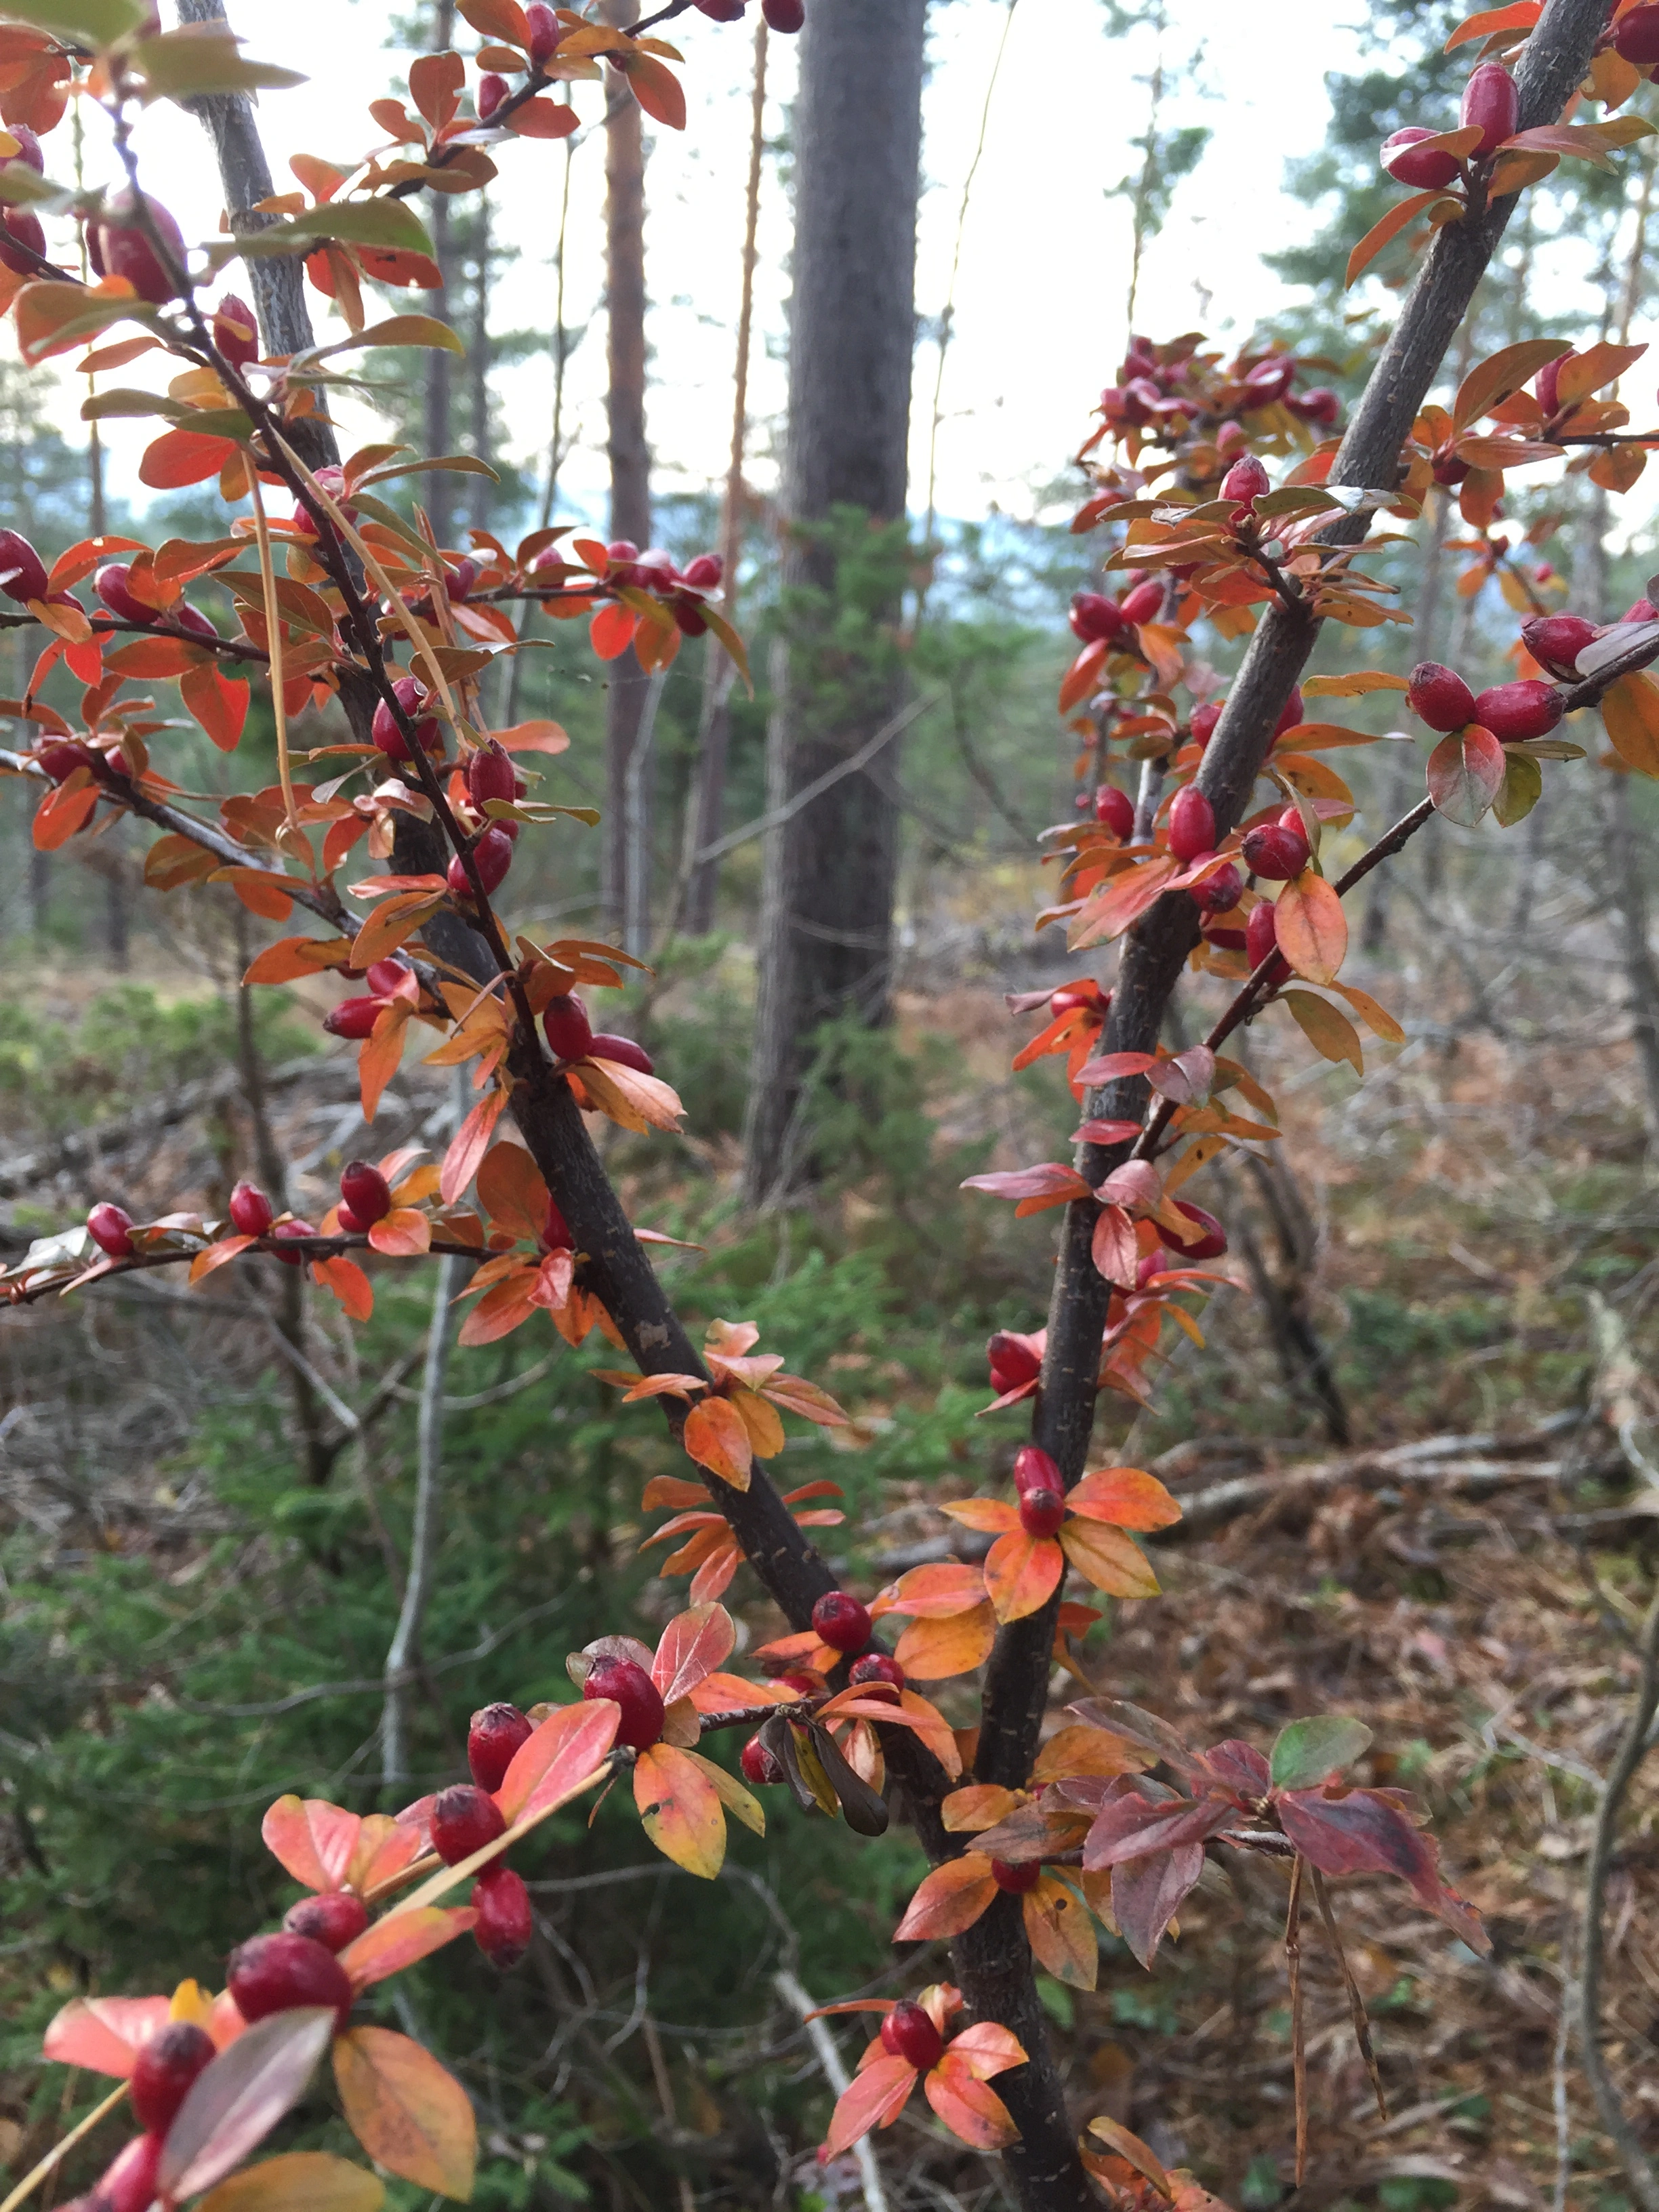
1382,60,1518,187
540,989,653,1076
1406,660,1565,739
1099,335,1338,444
694,0,806,28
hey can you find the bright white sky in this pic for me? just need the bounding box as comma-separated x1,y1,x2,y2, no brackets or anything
28,0,1656,550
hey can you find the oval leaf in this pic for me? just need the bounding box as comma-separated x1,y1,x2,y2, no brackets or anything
159,2008,337,2202
333,2028,476,2201
198,2152,385,2212
1273,870,1347,985
1269,1715,1373,1793
1427,725,1506,826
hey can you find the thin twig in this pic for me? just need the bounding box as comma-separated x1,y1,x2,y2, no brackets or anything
1309,1865,1386,2122
1286,1852,1307,2189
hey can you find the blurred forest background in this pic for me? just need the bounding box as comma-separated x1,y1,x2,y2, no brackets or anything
5,2,1659,2210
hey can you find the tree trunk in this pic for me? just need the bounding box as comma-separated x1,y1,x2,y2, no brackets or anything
468,192,493,534
422,1,458,550
742,0,926,1205
602,0,652,937
678,16,767,937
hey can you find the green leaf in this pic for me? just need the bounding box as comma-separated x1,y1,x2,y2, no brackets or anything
356,453,500,487
79,387,188,422
133,29,306,101
0,163,64,207
1493,748,1542,827
1269,1715,1372,1794
313,315,464,358
273,199,433,256
2,0,147,41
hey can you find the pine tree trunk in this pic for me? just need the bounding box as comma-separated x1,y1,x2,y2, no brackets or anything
602,0,652,937
742,0,926,1204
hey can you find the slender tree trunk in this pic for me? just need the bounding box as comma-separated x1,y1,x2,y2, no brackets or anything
422,1,458,549
678,16,767,936
603,0,652,937
742,0,927,1205
468,193,493,533
1364,483,1451,951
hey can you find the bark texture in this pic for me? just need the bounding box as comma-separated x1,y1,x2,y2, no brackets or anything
742,0,927,1203
602,1,653,937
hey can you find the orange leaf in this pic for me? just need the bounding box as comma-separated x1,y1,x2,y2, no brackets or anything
824,2054,916,2156
1345,186,1443,289
1057,1518,1160,1598
895,1605,998,1679
1601,672,1659,777
43,1995,171,2078
496,1698,622,1822
356,1004,411,1125
589,600,636,659
872,1562,989,1618
242,935,354,985
506,94,579,137
181,660,250,752
1064,1467,1181,1532
1059,636,1109,714
620,49,684,128
312,1254,373,1322
332,2026,476,2199
633,1740,726,1877
261,1795,362,1892
651,1601,736,1704
575,1057,686,1134
983,1530,1065,1623
456,1265,539,1347
922,2061,1019,2150
1070,855,1178,949
33,776,98,851
682,1397,753,1490
1023,1874,1098,1988
189,1233,256,1284
940,1498,1022,1534
475,1140,549,1241
368,1207,431,1257
893,1855,997,1940
441,1089,506,1204
1273,869,1348,985
140,428,238,489
338,1906,476,1992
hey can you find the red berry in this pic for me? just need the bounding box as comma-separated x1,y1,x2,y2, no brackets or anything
1246,900,1282,971
1380,127,1461,190
1013,1445,1063,1495
229,1180,274,1237
542,993,594,1062
583,1656,665,1750
473,1864,533,1969
365,958,410,996
466,738,517,807
128,2022,215,2134
762,0,804,28
812,1590,872,1652
1461,62,1518,159
1275,687,1305,738
1240,821,1309,880
1167,784,1215,863
1118,578,1164,626
1520,613,1596,678
526,0,560,65
432,1783,507,1866
1189,859,1243,914
1191,701,1222,749
172,602,218,642
1221,454,1269,508
91,2133,165,2212
1069,590,1127,644
372,676,439,761
1407,661,1475,733
272,1220,316,1264
588,1032,653,1074
991,1858,1041,1894
741,1734,785,1785
94,563,155,626
339,1160,392,1227
448,823,514,899
1472,678,1562,741
777,1669,825,1696
38,739,95,782
0,204,44,275
1094,785,1134,839
1244,356,1294,406
469,1702,533,1793
1616,2,1659,62
682,552,724,588
95,189,188,303
1048,983,1104,1017
477,72,508,119
293,465,357,540
880,2001,942,2072
1019,1487,1067,1539
283,1891,369,1952
848,1652,905,1690
1292,386,1340,426
227,1931,353,2030
0,528,47,603
987,1332,1041,1388
212,291,260,369
335,1204,367,1236
541,1195,573,1251
87,1203,134,1258
1166,1202,1227,1261
324,996,384,1040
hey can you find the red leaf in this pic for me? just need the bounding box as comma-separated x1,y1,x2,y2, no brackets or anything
43,1996,170,2078
589,600,636,659
158,2009,337,2203
1275,1787,1490,1952
960,1162,1091,1211
824,2053,916,2155
1111,1842,1204,1967
181,659,250,751
1427,726,1506,826
1082,1786,1233,1869
140,429,238,490
338,1905,476,1991
441,1089,506,1204
1090,1202,1138,1288
922,2060,1019,2150
651,1601,737,1703
621,50,685,128
1345,188,1444,289
262,1796,363,1892
496,1699,622,1822
893,1855,998,1940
